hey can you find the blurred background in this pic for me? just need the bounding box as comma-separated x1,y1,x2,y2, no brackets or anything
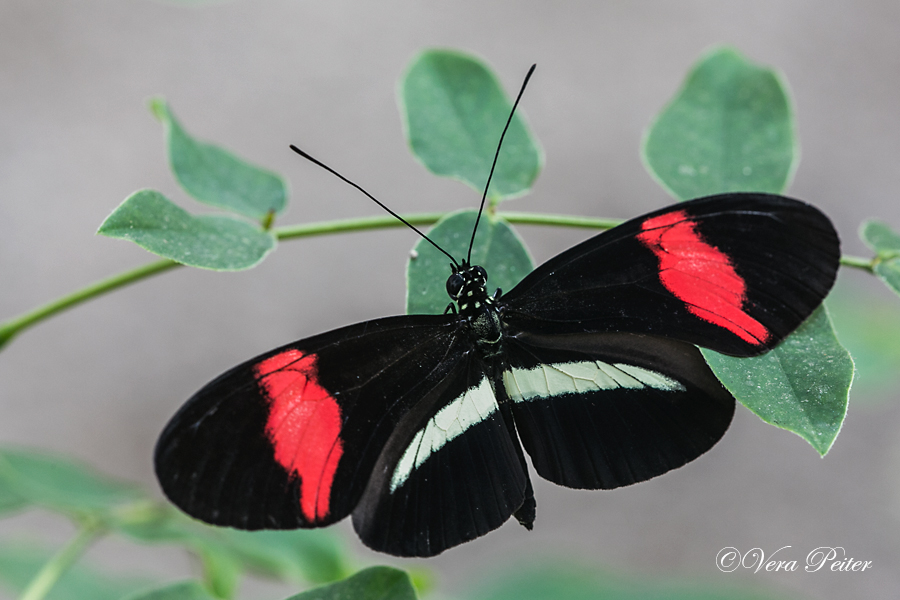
2,1,900,598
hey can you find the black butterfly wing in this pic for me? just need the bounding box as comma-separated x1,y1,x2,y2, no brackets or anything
500,193,840,356
155,313,531,557
351,351,529,557
502,329,735,489
155,314,472,531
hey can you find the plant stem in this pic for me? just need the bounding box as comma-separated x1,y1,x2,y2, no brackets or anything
502,212,622,229
19,518,105,600
840,255,875,272
0,210,610,349
274,212,447,240
0,212,879,351
273,211,621,239
0,259,180,350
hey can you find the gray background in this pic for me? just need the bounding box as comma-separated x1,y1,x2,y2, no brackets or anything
2,1,900,598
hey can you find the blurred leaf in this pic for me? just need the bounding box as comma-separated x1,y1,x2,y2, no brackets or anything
827,282,900,400
122,581,218,600
195,544,241,599
861,220,900,296
861,219,900,252
215,529,350,585
0,484,27,516
400,49,542,200
643,47,796,200
701,306,852,456
405,567,435,598
0,543,153,600
406,209,533,315
150,98,287,220
114,504,349,586
112,502,200,543
0,447,142,514
99,190,276,271
285,566,416,600
873,260,900,297
468,564,790,600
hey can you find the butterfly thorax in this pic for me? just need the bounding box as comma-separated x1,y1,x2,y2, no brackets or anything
446,263,503,354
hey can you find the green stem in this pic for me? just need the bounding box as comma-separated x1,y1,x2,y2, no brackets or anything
0,210,608,348
273,211,622,240
840,254,875,272
274,212,447,240
19,519,105,600
502,212,622,229
0,212,880,351
0,259,180,349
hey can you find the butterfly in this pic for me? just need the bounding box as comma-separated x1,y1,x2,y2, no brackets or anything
155,191,839,557
154,67,840,557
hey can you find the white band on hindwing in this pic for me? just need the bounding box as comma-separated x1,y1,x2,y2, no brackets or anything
390,377,498,493
503,360,685,403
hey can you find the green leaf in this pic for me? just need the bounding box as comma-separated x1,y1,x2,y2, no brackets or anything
871,259,900,297
112,502,200,543
114,505,349,586
400,49,542,200
285,566,417,600
406,209,534,315
0,447,142,514
861,219,900,252
195,544,241,600
405,567,435,598
0,482,27,516
827,285,900,399
643,47,797,200
468,563,789,600
215,529,350,585
99,190,276,271
860,219,900,296
122,581,218,600
150,98,287,220
0,543,153,600
701,306,853,456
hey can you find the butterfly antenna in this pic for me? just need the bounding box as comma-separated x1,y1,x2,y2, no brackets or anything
467,64,536,265
290,144,460,269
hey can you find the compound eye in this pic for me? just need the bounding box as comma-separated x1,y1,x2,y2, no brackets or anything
474,265,487,282
446,273,464,299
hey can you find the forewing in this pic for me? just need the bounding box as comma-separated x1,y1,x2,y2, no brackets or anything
352,353,528,557
504,330,735,489
501,193,840,356
154,314,467,530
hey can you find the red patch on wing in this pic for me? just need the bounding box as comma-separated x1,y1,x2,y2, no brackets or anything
637,210,770,345
255,350,343,523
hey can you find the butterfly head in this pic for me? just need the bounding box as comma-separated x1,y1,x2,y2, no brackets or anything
446,263,490,312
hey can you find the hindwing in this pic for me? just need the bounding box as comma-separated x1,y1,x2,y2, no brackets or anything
352,352,529,557
502,330,735,490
